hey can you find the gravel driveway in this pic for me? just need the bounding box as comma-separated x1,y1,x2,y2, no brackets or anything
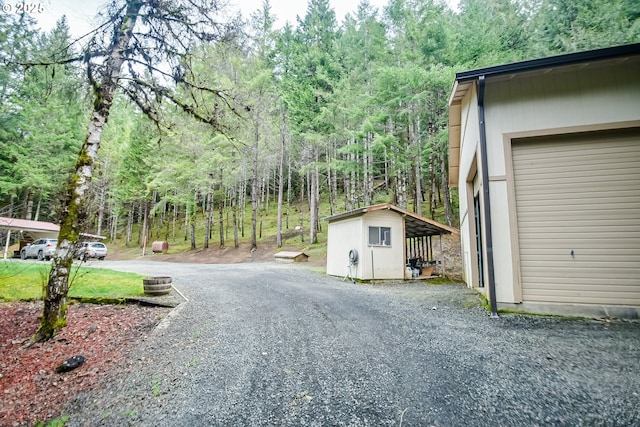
65,261,640,426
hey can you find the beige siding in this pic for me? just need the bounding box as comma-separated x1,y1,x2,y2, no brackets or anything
484,58,640,177
512,129,640,305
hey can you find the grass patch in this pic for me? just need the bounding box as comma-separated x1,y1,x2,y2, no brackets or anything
0,261,145,301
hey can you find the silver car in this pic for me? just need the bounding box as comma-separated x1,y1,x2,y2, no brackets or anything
20,238,58,261
76,241,108,260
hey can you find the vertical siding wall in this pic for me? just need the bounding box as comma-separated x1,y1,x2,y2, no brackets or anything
457,85,485,296
326,211,405,280
457,58,640,304
361,211,405,280
326,217,362,279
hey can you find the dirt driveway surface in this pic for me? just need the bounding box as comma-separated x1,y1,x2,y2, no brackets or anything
64,261,640,426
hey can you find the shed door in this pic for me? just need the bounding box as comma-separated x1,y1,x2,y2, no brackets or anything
512,129,640,306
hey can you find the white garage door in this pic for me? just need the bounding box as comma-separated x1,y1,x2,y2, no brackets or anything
512,129,640,305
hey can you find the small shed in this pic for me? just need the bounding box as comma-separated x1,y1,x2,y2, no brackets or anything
325,203,458,280
274,251,309,263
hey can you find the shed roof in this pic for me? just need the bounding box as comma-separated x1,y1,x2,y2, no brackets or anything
447,43,640,187
325,203,458,238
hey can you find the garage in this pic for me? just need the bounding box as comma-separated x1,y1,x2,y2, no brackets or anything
512,129,640,306
448,43,640,317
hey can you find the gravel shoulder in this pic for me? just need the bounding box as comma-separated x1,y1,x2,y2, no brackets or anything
64,261,640,426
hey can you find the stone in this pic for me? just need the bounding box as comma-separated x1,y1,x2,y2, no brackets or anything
55,355,85,373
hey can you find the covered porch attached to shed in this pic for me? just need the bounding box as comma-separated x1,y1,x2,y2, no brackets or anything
403,210,458,279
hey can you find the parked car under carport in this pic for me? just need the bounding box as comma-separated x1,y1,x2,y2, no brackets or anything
20,238,57,261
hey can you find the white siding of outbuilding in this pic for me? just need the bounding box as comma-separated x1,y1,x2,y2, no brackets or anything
360,211,405,280
326,210,405,280
326,217,362,279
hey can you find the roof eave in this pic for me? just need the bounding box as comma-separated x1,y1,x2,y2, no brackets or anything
455,43,640,83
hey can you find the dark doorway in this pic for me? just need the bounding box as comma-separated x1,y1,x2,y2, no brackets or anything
474,193,485,288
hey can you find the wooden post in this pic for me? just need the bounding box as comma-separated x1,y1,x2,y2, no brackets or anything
440,234,445,277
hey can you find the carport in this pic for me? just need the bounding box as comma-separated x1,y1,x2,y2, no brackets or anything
0,216,105,260
1,217,59,260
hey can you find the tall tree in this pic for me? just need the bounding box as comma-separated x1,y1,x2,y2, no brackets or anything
284,0,339,244
530,0,640,55
26,0,237,342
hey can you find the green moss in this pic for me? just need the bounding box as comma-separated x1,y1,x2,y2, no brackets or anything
52,317,67,330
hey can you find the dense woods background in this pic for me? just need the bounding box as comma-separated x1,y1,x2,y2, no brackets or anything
1,0,639,250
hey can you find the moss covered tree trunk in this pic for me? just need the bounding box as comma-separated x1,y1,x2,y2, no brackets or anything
33,1,142,342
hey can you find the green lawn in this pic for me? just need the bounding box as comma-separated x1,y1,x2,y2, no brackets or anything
0,261,145,301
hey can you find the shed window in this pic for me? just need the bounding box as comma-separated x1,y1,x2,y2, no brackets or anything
369,226,391,247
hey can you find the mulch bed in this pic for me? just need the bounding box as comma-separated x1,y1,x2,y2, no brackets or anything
0,301,172,426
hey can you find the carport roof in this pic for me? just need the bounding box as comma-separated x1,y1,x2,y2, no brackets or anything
0,217,59,234
325,203,458,238
0,216,106,240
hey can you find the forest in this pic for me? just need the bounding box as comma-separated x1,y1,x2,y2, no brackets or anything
1,0,639,251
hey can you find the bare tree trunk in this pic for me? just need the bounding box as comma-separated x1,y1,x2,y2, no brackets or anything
126,206,133,247
326,147,334,216
8,194,15,217
204,190,212,249
276,113,286,248
410,113,423,216
137,203,143,246
141,202,149,251
172,201,177,241
97,186,105,236
34,0,142,342
442,155,452,226
251,116,259,249
219,194,224,249
24,192,33,220
232,185,239,248
349,138,357,210
190,188,197,250
184,204,189,241
110,213,118,242
309,149,319,244
365,131,374,206
286,154,291,230
34,195,42,221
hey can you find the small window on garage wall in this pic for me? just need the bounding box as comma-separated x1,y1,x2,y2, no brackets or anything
369,226,391,247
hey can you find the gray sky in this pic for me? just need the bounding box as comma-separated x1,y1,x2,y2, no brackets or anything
34,0,458,37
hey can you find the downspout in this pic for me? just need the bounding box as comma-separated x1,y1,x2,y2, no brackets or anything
478,75,499,318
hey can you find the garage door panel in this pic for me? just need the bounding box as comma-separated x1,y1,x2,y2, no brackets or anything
515,175,639,193
517,196,639,206
521,277,639,288
514,163,639,179
518,241,640,252
512,129,640,306
520,255,640,264
521,292,640,306
518,231,640,241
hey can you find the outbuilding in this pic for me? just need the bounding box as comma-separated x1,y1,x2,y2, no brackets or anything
448,43,640,318
0,216,106,260
325,203,457,281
